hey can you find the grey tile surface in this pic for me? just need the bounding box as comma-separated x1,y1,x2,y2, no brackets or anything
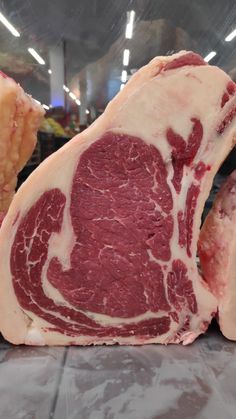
0,328,235,419
0,342,66,419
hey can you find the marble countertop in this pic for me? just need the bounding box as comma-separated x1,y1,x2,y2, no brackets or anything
0,325,235,419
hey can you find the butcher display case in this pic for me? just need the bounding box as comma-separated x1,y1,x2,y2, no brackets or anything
0,0,236,418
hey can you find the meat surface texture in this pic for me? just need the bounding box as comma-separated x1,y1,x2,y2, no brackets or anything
0,51,236,346
199,171,236,340
0,72,44,214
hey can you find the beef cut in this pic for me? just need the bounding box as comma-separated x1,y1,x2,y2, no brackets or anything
0,51,236,346
199,171,236,340
0,72,44,216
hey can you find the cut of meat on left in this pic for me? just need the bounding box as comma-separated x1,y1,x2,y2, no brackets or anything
198,170,236,341
0,72,44,219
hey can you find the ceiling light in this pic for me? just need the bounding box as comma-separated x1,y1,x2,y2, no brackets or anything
204,51,217,63
125,10,135,39
0,11,20,37
225,29,236,42
63,85,69,93
43,104,49,110
129,10,135,24
76,99,81,106
28,48,45,65
121,70,127,83
120,83,125,90
69,92,76,100
123,49,130,66
34,99,41,105
86,109,89,114
125,24,133,39
48,69,52,74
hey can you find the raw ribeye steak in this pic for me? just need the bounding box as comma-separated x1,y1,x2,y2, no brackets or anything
0,72,44,216
0,51,236,346
199,170,236,340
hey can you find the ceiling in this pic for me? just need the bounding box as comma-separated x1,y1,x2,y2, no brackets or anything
1,0,236,112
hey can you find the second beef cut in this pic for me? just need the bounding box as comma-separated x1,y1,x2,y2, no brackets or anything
0,51,236,346
199,170,236,341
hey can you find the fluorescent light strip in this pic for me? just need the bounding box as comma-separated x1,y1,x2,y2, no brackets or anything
43,104,49,110
69,92,76,100
75,99,81,106
125,23,133,39
48,69,52,74
204,51,217,63
129,10,135,25
120,83,125,90
63,85,70,93
225,29,236,42
28,48,45,65
121,70,127,83
125,10,135,39
123,49,130,66
0,11,20,37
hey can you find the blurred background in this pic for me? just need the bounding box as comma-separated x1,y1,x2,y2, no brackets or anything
0,0,236,193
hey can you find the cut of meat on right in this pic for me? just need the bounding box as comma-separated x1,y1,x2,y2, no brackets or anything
198,170,236,340
0,72,44,217
1,51,236,346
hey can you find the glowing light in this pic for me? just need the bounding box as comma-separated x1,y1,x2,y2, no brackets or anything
0,12,20,37
125,10,135,39
28,48,45,65
69,92,76,100
121,70,127,83
123,49,130,66
204,51,217,62
225,29,236,42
